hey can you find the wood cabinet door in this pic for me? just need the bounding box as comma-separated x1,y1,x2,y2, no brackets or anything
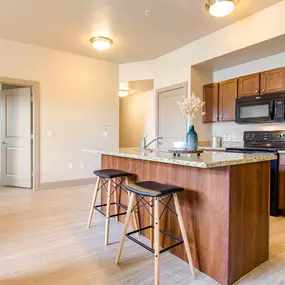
261,67,285,94
203,83,219,123
279,155,285,211
219,79,237,121
238,73,260,97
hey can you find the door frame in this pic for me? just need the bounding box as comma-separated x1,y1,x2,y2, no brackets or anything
0,77,40,190
155,82,188,146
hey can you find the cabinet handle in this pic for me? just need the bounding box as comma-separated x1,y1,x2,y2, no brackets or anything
263,89,266,92
256,90,259,93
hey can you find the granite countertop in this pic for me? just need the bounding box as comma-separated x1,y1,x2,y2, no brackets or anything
83,148,276,169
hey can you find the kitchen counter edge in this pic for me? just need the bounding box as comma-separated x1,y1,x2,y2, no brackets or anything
83,149,276,169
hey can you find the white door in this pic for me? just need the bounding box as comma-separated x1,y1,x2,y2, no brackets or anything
1,88,32,188
158,84,187,149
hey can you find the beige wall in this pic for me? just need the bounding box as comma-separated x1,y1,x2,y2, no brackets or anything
119,1,285,141
190,67,213,140
119,60,154,82
0,37,118,184
119,90,155,147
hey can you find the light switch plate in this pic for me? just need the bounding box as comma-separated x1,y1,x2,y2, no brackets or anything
103,126,109,138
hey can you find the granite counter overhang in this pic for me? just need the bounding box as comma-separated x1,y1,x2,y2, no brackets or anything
83,149,277,169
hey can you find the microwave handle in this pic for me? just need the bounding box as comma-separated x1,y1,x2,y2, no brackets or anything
270,101,275,120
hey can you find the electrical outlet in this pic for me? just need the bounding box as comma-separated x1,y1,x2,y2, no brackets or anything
80,162,85,169
69,163,73,169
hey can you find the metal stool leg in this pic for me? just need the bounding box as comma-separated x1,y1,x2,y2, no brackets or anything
115,192,136,264
173,193,195,277
87,177,101,228
154,197,160,285
105,179,112,245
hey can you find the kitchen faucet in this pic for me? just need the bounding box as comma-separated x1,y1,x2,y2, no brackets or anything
141,135,163,151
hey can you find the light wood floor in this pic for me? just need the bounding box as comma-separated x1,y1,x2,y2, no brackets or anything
0,185,285,285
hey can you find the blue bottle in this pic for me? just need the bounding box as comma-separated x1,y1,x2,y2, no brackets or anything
186,125,198,150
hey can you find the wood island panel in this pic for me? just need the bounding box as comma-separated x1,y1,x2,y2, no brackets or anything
278,154,285,213
101,155,270,285
228,162,270,285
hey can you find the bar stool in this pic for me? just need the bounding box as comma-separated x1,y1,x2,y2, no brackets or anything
115,181,195,285
87,169,140,245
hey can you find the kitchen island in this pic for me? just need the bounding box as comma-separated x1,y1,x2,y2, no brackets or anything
83,149,276,285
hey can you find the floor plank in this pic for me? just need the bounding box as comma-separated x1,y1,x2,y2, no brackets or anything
0,185,284,285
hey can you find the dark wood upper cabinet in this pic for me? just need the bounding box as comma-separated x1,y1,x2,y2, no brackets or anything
202,66,285,124
203,83,219,123
219,79,237,121
238,73,260,98
261,67,285,94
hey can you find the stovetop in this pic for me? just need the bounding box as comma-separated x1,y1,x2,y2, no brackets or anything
227,131,285,153
226,146,284,153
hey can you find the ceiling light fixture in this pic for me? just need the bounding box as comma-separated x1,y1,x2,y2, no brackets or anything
205,0,238,17
119,88,129,97
90,36,113,51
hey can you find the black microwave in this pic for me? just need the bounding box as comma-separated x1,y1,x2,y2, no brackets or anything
236,92,285,124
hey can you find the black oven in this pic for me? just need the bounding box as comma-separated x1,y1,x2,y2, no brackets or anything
236,92,285,124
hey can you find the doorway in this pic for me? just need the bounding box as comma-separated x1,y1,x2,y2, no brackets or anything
0,78,40,190
156,82,188,149
119,79,154,148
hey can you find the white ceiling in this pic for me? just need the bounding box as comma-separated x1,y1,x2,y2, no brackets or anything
0,0,281,63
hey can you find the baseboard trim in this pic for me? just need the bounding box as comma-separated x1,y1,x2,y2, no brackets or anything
40,178,97,190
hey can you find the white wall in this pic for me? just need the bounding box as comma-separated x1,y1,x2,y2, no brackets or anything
212,52,285,141
119,90,155,147
213,52,285,82
119,60,154,82
0,38,118,184
119,1,285,141
191,67,213,141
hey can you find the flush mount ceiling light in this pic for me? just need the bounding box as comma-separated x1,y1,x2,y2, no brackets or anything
205,0,239,17
90,36,113,51
119,89,129,97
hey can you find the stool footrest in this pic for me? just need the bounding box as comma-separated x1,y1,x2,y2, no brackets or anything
126,225,184,254
94,202,128,218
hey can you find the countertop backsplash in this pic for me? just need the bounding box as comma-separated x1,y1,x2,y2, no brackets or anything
198,140,243,149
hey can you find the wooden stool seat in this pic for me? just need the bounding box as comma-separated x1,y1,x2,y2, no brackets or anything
87,169,140,245
115,181,195,285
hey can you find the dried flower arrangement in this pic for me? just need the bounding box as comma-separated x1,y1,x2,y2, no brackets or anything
178,93,205,126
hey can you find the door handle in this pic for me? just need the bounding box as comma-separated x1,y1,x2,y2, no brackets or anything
1,141,8,145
